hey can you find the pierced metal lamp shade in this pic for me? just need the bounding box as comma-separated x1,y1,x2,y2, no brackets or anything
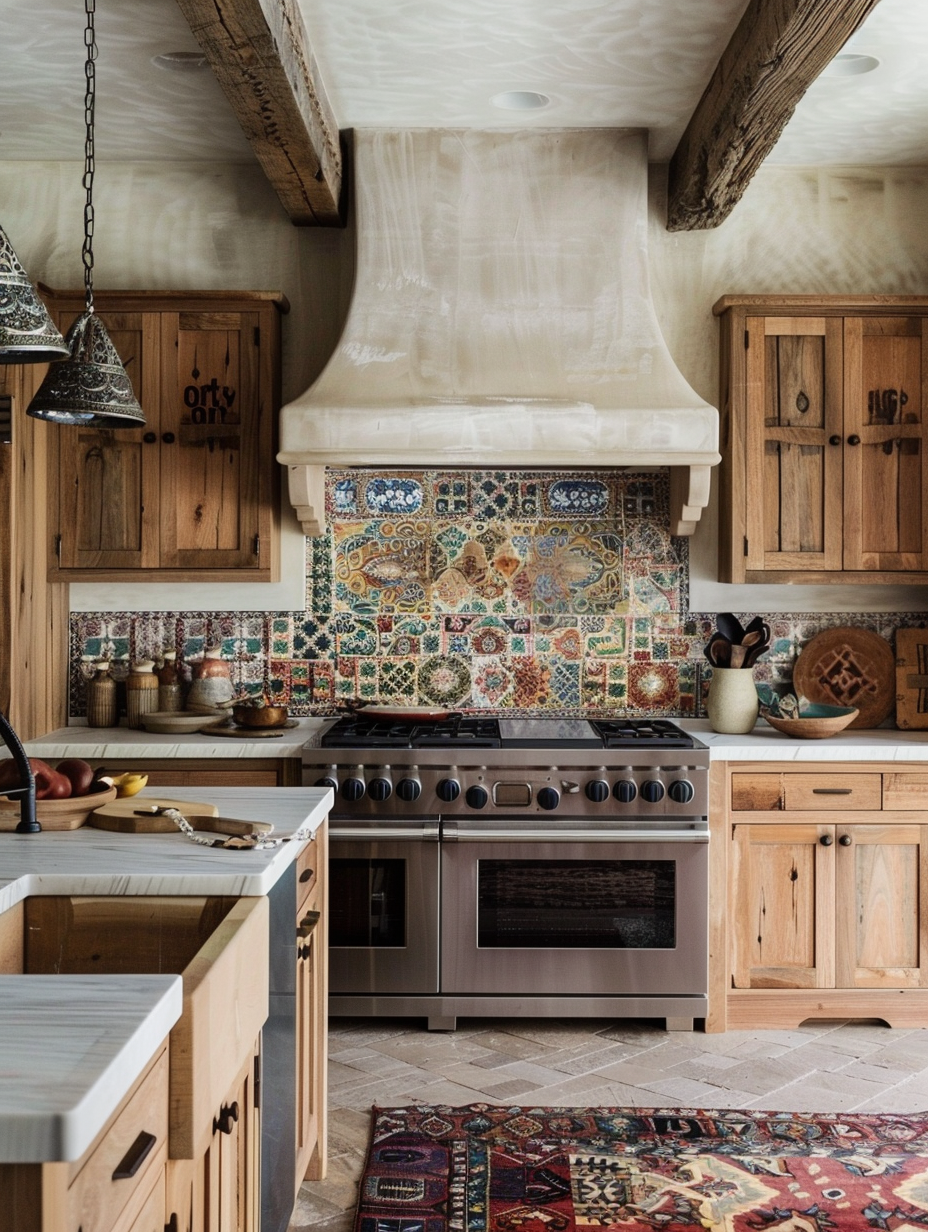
0,225,69,364
27,310,145,427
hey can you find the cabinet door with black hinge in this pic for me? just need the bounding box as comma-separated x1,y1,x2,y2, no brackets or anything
834,823,928,989
158,311,264,572
744,316,843,574
53,310,161,570
843,316,928,571
731,823,835,990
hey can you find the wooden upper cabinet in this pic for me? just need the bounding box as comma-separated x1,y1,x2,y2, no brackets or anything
716,296,928,584
46,289,287,582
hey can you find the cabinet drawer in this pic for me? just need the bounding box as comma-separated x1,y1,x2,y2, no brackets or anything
296,839,319,913
731,773,882,812
111,1168,165,1232
883,773,928,810
67,1046,168,1232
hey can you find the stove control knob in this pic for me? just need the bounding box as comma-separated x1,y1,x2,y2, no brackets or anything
641,779,665,804
315,775,338,790
368,774,393,802
437,778,461,803
341,776,366,802
537,786,560,811
586,779,610,804
396,777,422,802
465,784,488,810
668,779,695,805
613,779,638,804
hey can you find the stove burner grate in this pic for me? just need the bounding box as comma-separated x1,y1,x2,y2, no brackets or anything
590,718,695,749
320,714,502,749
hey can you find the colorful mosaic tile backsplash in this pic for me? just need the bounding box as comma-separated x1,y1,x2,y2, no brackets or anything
69,469,927,719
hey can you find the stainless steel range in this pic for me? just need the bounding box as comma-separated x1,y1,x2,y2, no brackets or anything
303,716,709,1031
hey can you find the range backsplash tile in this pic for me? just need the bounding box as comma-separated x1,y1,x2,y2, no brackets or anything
69,469,928,719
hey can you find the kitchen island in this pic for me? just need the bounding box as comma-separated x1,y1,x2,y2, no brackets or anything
0,785,331,1232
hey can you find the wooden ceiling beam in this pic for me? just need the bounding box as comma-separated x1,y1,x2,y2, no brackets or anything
174,0,343,225
667,0,885,231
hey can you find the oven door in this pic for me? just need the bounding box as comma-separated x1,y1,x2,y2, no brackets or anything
329,820,440,995
440,820,708,997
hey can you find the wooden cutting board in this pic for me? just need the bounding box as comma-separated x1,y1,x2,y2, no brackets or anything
88,797,220,833
792,626,895,729
895,628,928,729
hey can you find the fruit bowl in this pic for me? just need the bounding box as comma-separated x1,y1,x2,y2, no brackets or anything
0,782,118,830
762,703,859,740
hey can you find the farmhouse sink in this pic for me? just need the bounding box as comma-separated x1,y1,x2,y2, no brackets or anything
0,894,269,1158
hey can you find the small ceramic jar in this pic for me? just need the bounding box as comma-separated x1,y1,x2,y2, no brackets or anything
126,660,159,729
187,644,233,711
86,660,118,728
157,650,184,713
706,668,759,734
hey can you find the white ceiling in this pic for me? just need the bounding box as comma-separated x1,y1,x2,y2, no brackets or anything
1,0,927,166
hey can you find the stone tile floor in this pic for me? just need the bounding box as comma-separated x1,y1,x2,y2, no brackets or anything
288,1015,928,1231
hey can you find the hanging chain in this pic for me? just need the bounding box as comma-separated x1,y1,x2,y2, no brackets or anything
82,0,96,313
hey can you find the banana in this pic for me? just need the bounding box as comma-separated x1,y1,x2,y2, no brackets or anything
112,772,149,798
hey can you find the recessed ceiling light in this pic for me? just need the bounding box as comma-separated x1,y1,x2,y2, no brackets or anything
151,51,209,72
490,91,551,111
821,53,880,78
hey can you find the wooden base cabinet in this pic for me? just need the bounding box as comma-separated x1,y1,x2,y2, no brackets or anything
295,824,328,1190
710,763,928,1032
165,1043,261,1232
715,295,928,584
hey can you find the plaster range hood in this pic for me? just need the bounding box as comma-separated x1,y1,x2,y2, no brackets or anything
278,127,719,536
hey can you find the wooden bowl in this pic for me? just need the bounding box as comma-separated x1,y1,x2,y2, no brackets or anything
0,783,118,831
762,704,859,739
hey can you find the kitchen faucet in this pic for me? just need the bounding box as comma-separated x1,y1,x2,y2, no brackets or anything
0,709,38,832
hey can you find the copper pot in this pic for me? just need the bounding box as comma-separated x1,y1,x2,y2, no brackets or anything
232,703,289,729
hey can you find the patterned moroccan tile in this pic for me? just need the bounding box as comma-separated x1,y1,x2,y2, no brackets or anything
333,520,431,615
431,472,470,516
471,472,540,519
471,657,516,707
417,655,472,706
584,617,628,658
307,530,334,615
333,616,379,657
507,523,626,615
328,473,360,518
627,662,681,713
361,474,425,518
543,475,612,518
377,658,418,701
510,656,552,708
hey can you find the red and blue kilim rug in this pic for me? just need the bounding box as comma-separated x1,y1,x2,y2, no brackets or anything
356,1104,928,1231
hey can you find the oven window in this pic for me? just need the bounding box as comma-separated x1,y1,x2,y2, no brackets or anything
477,859,675,949
329,858,406,947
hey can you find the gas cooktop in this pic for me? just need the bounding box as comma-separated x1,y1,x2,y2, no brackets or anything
318,715,696,750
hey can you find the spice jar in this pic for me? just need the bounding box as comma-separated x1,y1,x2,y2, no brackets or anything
126,660,159,729
86,660,118,728
157,650,184,713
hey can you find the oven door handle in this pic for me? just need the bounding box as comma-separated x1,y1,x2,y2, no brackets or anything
330,824,440,841
442,825,707,843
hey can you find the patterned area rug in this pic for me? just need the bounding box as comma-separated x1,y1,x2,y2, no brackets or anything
357,1104,928,1231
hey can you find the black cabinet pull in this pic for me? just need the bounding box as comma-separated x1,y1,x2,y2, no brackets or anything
297,909,321,938
214,1101,239,1135
162,431,176,444
839,834,853,846
165,1216,179,1232
143,431,157,444
111,1129,157,1179
298,943,311,960
829,434,841,446
847,434,861,446
299,867,314,884
812,788,852,794
820,834,833,846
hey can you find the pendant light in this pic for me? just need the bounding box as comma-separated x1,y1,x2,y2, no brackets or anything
27,0,145,428
0,226,69,364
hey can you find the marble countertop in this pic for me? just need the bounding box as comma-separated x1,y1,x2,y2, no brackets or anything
679,718,928,760
4,717,329,760
0,976,182,1164
0,785,331,1163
